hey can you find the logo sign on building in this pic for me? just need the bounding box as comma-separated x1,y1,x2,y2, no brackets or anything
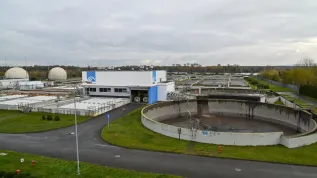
87,71,96,83
152,71,156,84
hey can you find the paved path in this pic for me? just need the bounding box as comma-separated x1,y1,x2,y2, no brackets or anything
1,103,317,178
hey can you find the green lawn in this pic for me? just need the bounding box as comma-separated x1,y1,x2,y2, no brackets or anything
280,95,312,108
0,110,90,133
245,77,294,92
280,95,317,114
102,108,317,166
244,79,256,89
0,110,20,118
301,95,317,103
0,150,179,178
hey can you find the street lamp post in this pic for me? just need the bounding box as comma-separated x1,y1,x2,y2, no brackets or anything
74,87,80,175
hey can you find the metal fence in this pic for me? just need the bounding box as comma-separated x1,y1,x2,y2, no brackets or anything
37,99,130,116
0,97,130,117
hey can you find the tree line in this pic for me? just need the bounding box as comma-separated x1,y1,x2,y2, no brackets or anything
260,57,317,99
0,64,297,80
260,58,317,86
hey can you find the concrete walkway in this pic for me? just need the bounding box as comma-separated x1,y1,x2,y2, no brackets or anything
1,103,317,178
278,92,317,107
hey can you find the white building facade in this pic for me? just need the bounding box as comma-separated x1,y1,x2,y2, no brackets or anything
81,70,174,104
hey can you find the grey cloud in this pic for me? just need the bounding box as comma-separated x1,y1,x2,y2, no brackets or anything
0,0,317,66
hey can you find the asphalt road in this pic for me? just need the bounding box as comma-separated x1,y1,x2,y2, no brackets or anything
1,103,317,178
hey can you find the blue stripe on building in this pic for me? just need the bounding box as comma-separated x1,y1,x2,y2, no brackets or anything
152,71,157,83
87,71,96,83
148,85,158,104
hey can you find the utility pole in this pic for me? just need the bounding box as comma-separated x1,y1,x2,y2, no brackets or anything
74,86,80,175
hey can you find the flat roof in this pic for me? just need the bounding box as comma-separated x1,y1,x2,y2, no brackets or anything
81,84,152,87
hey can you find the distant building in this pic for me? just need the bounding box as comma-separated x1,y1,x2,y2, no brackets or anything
81,70,175,104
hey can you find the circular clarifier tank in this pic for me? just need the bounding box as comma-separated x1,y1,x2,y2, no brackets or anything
161,114,297,136
141,99,317,146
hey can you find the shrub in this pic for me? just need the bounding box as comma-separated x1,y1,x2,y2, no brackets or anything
54,115,61,121
42,115,46,120
47,115,53,121
300,85,317,99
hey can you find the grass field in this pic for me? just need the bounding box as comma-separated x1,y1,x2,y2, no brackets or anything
301,95,317,104
0,110,89,133
245,77,294,92
102,108,317,166
280,95,317,114
0,150,179,178
244,79,256,89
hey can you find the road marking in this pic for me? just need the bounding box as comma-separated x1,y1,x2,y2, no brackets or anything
115,155,120,158
235,168,242,172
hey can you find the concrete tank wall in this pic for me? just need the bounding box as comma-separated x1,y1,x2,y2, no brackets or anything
281,134,317,148
266,97,279,104
144,100,197,121
207,100,314,133
141,114,283,145
141,100,317,147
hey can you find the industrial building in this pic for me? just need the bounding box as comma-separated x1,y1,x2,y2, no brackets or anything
81,70,175,104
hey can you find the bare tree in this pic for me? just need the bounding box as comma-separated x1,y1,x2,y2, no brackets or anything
295,57,316,67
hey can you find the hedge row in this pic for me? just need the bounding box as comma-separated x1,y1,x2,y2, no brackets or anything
245,77,269,89
300,85,317,99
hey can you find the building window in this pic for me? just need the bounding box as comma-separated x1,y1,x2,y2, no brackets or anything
114,88,127,93
89,88,96,92
99,88,111,92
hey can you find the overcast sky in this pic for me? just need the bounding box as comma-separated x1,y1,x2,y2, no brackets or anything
1,0,317,67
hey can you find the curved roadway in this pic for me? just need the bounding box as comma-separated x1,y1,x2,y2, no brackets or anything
0,103,317,178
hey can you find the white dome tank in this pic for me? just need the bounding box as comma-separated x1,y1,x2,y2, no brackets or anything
48,67,67,80
5,67,29,79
